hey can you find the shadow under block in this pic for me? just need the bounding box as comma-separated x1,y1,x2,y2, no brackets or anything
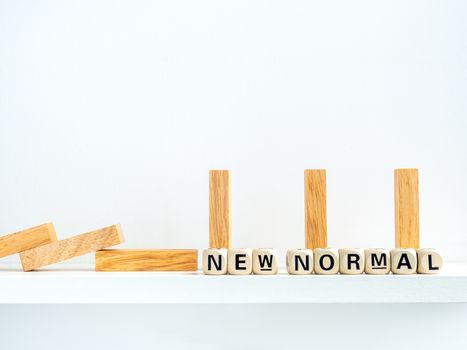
304,169,327,249
394,168,420,248
0,223,57,259
19,224,124,271
209,170,231,249
95,249,198,271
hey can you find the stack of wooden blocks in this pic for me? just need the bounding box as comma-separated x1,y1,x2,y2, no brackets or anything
0,168,442,275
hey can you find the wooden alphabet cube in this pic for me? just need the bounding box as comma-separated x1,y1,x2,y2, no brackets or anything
253,248,278,275
228,248,253,275
286,249,313,275
203,248,228,275
364,248,390,274
417,248,443,274
339,248,364,274
390,248,417,274
314,248,339,275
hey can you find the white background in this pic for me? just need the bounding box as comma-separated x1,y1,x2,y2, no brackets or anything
1,1,466,266
1,2,467,349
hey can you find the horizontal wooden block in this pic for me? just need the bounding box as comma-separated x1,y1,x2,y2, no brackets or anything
0,223,57,259
95,249,198,271
20,224,124,271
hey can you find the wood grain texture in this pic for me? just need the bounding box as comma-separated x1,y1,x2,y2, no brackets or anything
304,169,327,249
209,170,231,248
20,224,124,271
95,249,198,271
394,168,420,248
0,223,57,259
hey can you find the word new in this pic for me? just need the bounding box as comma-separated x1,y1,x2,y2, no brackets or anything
202,248,443,275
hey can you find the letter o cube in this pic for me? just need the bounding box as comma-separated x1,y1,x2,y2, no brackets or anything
314,248,339,275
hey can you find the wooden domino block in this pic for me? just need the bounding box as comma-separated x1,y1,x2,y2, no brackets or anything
394,168,420,248
304,169,327,249
209,170,231,249
0,223,57,259
20,224,124,271
95,249,198,271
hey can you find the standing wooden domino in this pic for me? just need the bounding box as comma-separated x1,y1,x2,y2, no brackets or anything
95,249,198,271
20,224,124,271
304,169,327,249
0,223,57,259
395,168,419,249
314,248,339,275
209,170,231,249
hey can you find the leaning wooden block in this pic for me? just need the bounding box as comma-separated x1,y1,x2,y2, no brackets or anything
96,249,197,271
417,248,443,274
228,248,253,275
253,248,278,275
20,224,124,271
314,248,339,275
0,223,57,259
339,248,364,275
203,248,228,275
365,248,390,274
286,249,313,275
390,248,417,275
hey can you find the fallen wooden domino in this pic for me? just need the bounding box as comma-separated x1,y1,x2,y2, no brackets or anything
0,223,57,259
20,224,124,271
95,249,198,271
